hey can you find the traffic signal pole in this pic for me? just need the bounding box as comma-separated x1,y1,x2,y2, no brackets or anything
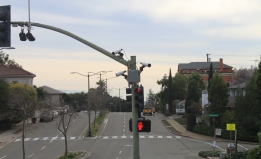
130,56,140,159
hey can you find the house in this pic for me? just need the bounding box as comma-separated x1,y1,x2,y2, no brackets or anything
229,82,246,97
0,64,36,86
40,85,64,107
178,58,234,83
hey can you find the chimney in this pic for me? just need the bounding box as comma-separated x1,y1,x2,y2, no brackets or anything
219,58,223,72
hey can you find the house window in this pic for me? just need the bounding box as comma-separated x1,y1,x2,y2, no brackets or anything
183,70,188,74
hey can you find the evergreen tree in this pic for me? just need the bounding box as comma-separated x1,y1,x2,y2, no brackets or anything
208,73,228,126
208,62,213,90
168,69,173,113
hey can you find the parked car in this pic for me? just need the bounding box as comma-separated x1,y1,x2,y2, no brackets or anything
57,107,67,114
40,110,54,122
50,110,58,118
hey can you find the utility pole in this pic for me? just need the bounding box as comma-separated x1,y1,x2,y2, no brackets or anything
206,53,211,62
130,56,140,159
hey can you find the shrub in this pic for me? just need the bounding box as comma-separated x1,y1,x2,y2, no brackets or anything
198,150,220,158
246,145,261,159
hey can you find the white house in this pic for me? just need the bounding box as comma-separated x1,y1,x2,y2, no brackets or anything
0,64,36,86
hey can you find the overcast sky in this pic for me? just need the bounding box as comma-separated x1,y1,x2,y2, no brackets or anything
1,0,261,99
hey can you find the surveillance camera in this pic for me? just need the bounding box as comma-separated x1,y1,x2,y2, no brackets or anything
140,62,151,67
112,49,123,55
116,70,126,77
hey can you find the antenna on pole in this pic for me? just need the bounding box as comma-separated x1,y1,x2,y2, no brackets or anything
206,53,211,62
28,0,31,30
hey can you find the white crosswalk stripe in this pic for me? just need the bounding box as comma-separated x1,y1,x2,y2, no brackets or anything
13,136,79,142
100,135,180,139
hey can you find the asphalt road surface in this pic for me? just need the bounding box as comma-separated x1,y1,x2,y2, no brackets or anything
0,112,258,159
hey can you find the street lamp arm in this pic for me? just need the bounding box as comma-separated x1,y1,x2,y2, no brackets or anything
11,21,128,66
71,72,88,77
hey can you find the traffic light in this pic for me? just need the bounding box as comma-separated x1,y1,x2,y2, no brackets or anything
26,30,35,41
129,118,151,132
134,86,144,110
126,88,132,109
19,28,27,41
0,5,11,47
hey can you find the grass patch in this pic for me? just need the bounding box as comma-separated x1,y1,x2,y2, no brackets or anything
174,118,187,125
85,111,108,137
57,151,85,159
161,120,171,126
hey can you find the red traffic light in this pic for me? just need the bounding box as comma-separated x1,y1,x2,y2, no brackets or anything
135,88,141,93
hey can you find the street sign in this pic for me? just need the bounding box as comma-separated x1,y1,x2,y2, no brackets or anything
226,123,236,131
215,128,222,135
209,114,218,117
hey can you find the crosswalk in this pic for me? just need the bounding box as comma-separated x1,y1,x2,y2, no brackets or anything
101,135,181,139
13,135,181,142
14,136,78,142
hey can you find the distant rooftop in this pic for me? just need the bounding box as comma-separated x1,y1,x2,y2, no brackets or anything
178,61,232,70
0,64,36,78
41,85,64,94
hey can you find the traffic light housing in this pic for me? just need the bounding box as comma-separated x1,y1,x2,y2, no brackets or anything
134,86,144,111
126,88,132,109
0,5,11,47
129,118,151,132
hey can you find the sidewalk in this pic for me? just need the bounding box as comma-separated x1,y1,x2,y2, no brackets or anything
155,113,255,143
0,119,36,149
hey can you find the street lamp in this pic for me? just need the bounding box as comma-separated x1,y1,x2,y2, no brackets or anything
105,77,116,93
110,87,127,112
0,47,15,50
71,71,112,137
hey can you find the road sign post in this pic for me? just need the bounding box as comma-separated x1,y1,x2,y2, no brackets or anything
226,123,236,158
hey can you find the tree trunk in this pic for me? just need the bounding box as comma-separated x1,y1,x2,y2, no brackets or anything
64,133,68,157
22,119,25,159
94,112,96,127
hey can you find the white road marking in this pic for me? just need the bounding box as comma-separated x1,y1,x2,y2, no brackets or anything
103,137,108,139
42,137,48,140
124,122,125,124
140,136,145,138
0,156,7,159
123,129,125,132
123,125,125,127
176,136,181,139
122,136,126,138
41,146,46,150
70,137,76,139
33,138,39,141
113,136,117,138
149,136,154,138
237,144,249,150
27,154,34,158
25,138,30,141
119,151,121,154
123,145,132,146
15,139,21,142
61,137,65,140
166,136,172,138
158,136,163,138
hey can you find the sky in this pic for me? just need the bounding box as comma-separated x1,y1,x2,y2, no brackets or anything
1,0,261,99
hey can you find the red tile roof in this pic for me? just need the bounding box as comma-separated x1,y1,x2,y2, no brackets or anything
0,64,36,78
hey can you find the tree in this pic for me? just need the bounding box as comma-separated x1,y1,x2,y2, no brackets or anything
207,62,213,90
208,73,228,127
172,73,187,100
7,83,38,159
230,67,253,86
185,73,205,114
56,100,78,157
0,78,10,121
168,69,173,113
0,51,22,68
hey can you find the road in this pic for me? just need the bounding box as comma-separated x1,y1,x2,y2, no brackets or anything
0,112,258,159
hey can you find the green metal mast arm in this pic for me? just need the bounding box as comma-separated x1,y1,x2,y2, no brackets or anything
11,21,128,66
